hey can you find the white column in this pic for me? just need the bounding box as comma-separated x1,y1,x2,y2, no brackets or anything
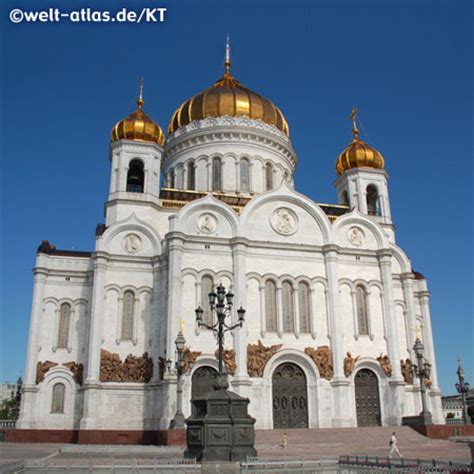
276,284,283,337
259,284,266,338
207,162,212,191
150,257,161,382
401,272,417,358
294,287,300,338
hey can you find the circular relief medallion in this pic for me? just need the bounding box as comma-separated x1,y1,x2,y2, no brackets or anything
270,208,298,236
197,213,218,234
347,226,365,247
122,233,142,254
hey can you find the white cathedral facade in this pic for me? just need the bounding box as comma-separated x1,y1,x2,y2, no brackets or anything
18,51,444,437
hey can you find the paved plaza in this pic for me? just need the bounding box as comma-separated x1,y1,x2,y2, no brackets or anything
0,427,472,472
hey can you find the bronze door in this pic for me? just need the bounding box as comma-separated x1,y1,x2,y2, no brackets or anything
191,366,217,399
354,369,381,426
272,363,308,429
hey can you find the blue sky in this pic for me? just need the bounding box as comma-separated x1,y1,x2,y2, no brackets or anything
1,0,472,395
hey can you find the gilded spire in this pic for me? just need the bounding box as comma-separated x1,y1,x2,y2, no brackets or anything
224,34,231,75
350,107,359,140
137,77,144,110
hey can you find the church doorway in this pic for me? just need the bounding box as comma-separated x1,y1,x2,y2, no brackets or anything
272,363,308,429
354,369,381,426
191,366,218,399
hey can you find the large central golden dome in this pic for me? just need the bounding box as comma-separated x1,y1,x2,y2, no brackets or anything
167,58,289,137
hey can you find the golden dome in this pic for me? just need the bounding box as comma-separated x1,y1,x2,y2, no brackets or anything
167,50,289,137
111,82,164,146
335,109,384,176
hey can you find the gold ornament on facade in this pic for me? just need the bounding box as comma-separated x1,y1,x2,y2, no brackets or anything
335,108,385,176
63,361,84,385
215,349,236,376
305,345,334,380
111,78,165,146
99,349,153,383
400,358,414,384
35,360,58,384
247,340,282,377
343,352,360,377
168,37,289,137
377,353,393,377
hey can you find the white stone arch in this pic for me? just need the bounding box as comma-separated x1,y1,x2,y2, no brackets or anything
174,194,239,238
278,274,296,288
240,182,332,244
99,212,162,255
395,300,410,358
262,348,320,429
246,272,262,286
351,357,389,426
332,209,389,249
390,244,412,274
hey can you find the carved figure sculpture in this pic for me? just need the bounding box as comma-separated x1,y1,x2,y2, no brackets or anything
400,358,414,384
343,352,359,377
214,349,236,375
247,340,283,377
35,360,58,384
425,377,432,389
377,353,392,377
100,349,153,382
305,345,333,380
63,361,84,385
182,347,202,374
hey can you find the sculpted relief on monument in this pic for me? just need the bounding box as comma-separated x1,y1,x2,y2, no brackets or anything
400,358,414,384
182,347,202,374
305,345,333,380
35,361,58,384
377,354,392,377
247,340,282,377
343,352,360,377
270,208,298,236
63,361,84,385
100,349,153,383
215,349,236,375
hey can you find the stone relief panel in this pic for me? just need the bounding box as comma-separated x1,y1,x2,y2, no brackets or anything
183,347,202,374
305,345,333,380
214,349,236,375
334,222,378,250
247,341,282,377
377,353,392,377
400,358,414,384
35,360,58,384
343,352,360,377
63,361,84,385
270,207,298,236
347,227,365,247
107,230,154,257
197,213,218,234
99,349,153,382
122,233,142,254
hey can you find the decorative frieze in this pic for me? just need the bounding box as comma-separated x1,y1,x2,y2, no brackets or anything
35,360,58,384
63,361,84,385
215,349,236,375
182,347,202,374
377,354,392,377
400,358,414,384
343,352,359,377
99,349,153,383
305,345,333,380
247,341,282,377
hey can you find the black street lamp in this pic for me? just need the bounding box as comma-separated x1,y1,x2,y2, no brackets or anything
195,283,245,390
413,335,432,425
170,325,186,429
455,358,471,425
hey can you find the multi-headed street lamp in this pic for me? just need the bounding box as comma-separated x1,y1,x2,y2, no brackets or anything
195,283,245,390
413,335,433,425
455,358,471,425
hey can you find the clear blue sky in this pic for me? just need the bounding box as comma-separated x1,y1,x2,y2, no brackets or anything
1,0,472,395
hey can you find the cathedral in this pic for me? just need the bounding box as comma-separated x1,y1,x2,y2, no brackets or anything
18,44,444,439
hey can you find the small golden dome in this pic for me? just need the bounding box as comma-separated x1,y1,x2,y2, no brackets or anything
111,81,164,146
335,108,384,176
167,43,289,137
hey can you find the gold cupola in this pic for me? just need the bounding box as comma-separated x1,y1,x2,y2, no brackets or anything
167,38,289,137
111,79,165,146
335,108,385,176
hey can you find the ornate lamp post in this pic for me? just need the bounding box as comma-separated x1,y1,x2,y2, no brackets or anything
455,358,471,425
170,325,186,429
195,283,245,389
413,335,432,425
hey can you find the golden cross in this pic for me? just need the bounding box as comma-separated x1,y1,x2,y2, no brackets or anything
178,318,185,334
350,107,359,139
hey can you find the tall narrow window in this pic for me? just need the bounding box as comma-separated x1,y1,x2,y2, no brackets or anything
201,275,214,326
265,163,273,191
342,190,349,207
51,383,65,413
298,282,311,334
126,159,144,193
212,158,222,191
265,280,277,332
121,290,135,341
169,170,176,189
356,285,369,335
282,281,295,333
187,162,195,190
57,303,71,349
366,185,380,216
240,159,250,192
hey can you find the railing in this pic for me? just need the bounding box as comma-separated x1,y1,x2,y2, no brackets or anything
0,420,16,428
447,417,467,425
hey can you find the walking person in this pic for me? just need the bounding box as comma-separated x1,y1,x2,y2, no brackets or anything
388,432,403,458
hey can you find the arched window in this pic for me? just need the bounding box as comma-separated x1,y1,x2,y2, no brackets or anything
212,158,222,191
240,159,250,192
187,162,196,190
342,190,349,207
366,185,380,216
57,303,71,349
201,275,214,326
51,383,65,413
355,285,369,335
298,282,311,334
282,281,295,333
126,159,144,193
265,280,277,332
169,169,176,189
265,163,273,191
121,290,135,341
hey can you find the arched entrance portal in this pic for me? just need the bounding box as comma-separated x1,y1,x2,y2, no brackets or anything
272,363,308,429
191,366,218,400
354,369,381,426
